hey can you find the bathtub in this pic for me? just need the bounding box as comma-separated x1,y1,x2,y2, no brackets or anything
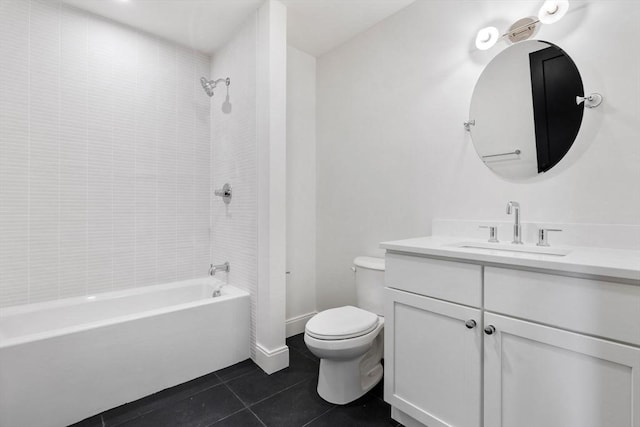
0,278,250,427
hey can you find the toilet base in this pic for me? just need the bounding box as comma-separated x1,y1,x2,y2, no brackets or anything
316,330,384,404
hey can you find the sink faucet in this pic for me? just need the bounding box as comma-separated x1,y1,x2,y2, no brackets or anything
506,201,523,244
209,262,230,276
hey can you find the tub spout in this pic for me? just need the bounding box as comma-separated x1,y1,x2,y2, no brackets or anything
209,262,230,276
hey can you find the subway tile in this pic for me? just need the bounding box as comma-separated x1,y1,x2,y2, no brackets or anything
0,2,213,307
0,0,215,306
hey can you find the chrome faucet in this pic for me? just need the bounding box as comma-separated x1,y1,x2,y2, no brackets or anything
209,262,230,276
506,201,523,244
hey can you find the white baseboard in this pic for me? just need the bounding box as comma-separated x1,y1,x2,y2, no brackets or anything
286,311,317,337
254,343,289,375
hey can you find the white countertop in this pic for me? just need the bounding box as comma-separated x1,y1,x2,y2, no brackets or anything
380,236,640,282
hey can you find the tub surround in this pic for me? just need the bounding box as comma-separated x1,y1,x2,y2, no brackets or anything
0,0,211,308
0,279,250,427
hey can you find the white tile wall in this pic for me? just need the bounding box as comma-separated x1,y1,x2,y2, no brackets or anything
210,13,258,357
0,1,211,308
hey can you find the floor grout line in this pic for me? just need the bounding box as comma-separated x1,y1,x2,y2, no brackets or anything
222,382,251,408
246,375,315,408
204,406,247,427
301,406,336,427
219,383,267,426
246,406,268,427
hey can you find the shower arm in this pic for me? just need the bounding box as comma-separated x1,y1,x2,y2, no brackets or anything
209,77,230,88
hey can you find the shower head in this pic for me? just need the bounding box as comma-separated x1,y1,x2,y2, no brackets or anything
200,77,215,97
200,76,230,98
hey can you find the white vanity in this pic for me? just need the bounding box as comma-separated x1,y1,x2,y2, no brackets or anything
381,236,640,427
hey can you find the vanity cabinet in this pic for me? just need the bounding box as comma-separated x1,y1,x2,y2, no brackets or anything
484,312,639,427
384,253,483,427
384,288,482,427
384,252,640,427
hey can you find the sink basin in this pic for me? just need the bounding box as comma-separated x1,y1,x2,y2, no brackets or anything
448,241,571,257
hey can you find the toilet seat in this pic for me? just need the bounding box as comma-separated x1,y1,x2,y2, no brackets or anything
306,306,379,340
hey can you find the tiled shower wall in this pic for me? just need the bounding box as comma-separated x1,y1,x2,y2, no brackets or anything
0,1,211,308
210,13,258,356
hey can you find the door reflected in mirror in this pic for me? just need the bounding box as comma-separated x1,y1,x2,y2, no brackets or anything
469,40,584,179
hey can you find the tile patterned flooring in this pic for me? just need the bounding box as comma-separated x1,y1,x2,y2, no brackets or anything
71,334,400,427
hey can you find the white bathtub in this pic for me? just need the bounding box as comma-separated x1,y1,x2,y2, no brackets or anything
0,278,250,427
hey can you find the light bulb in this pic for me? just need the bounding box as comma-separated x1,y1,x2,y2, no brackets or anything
475,27,500,51
538,0,569,24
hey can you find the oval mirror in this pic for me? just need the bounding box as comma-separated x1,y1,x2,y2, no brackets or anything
469,40,584,179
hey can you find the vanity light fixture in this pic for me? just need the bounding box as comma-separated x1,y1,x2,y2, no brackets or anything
475,0,569,51
475,26,500,50
538,0,569,24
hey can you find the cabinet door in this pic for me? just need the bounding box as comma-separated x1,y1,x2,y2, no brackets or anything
384,288,482,427
484,312,640,427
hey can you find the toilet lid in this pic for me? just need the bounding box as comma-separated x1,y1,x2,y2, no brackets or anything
306,306,379,340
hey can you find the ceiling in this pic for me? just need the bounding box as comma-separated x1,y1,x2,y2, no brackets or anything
61,0,416,57
281,0,415,56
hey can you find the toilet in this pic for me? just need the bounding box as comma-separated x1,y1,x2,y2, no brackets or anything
304,256,385,404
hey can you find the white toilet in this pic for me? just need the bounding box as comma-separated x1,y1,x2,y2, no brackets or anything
304,256,385,404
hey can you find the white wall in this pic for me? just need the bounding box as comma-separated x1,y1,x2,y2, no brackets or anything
0,1,211,308
210,12,259,357
255,0,289,373
316,0,640,310
286,46,317,336
210,0,289,373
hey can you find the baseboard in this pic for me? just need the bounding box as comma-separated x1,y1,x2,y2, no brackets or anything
286,311,317,337
254,343,289,375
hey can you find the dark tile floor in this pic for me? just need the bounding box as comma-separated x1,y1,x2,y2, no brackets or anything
71,334,400,427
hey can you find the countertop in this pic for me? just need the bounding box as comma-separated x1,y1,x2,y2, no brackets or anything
380,236,640,282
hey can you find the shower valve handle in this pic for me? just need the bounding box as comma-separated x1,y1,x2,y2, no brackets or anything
214,183,232,204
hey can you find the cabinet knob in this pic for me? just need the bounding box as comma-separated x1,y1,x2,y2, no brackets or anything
465,319,477,329
484,325,496,335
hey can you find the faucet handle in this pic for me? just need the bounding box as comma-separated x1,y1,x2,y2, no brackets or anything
537,228,562,247
479,225,499,243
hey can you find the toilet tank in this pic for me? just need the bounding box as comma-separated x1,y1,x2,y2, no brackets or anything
353,256,386,316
